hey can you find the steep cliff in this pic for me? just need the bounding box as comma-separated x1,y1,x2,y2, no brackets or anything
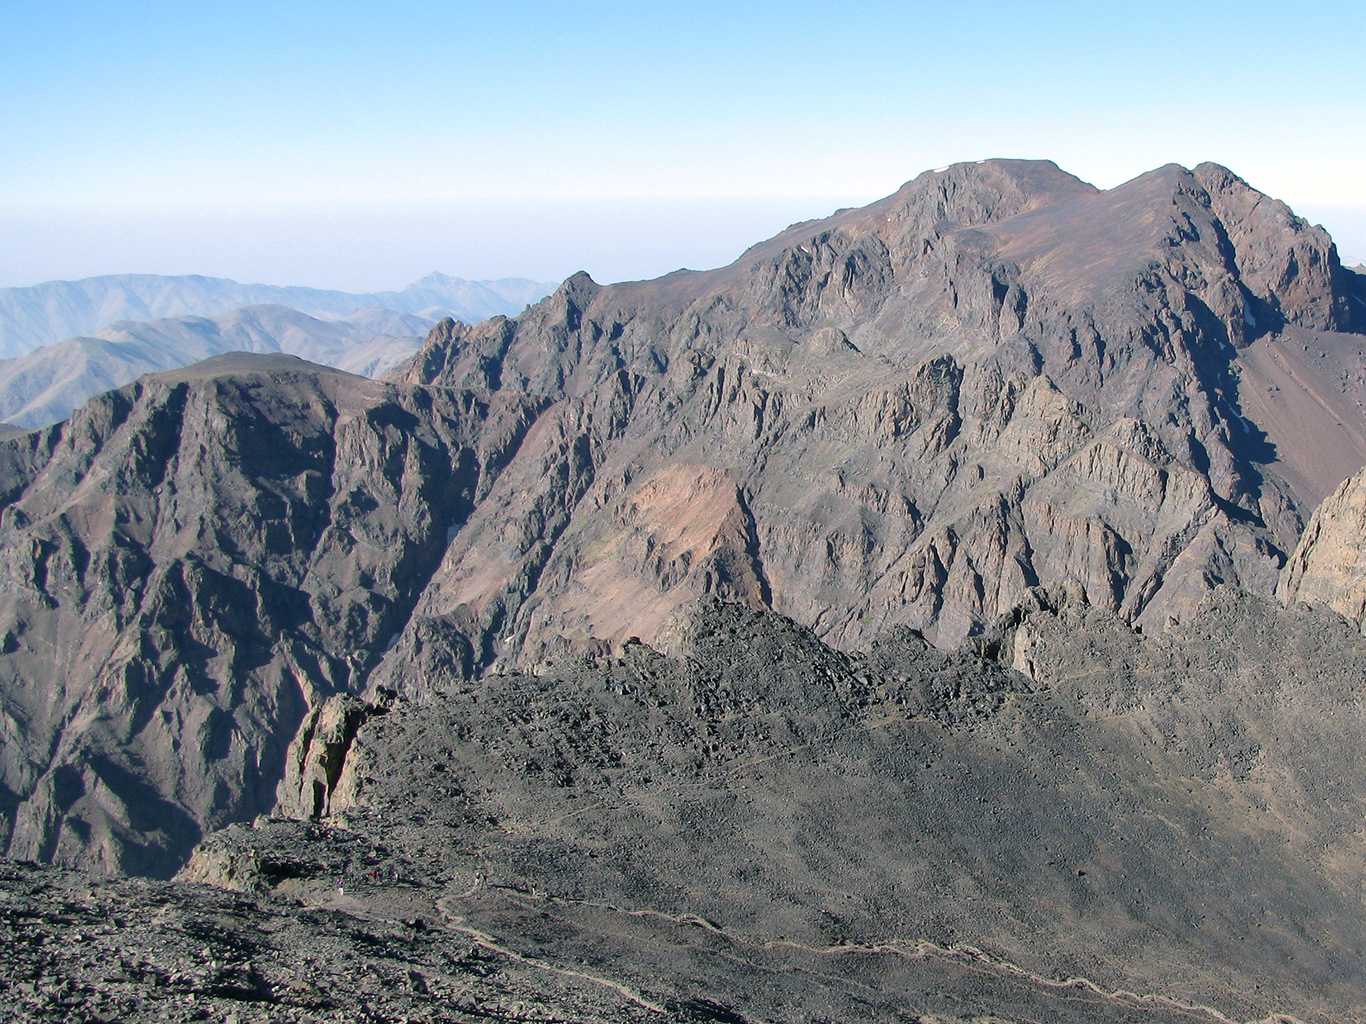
1278,461,1366,627
378,158,1365,678
0,353,541,875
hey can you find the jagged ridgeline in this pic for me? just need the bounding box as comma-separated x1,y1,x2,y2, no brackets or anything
0,156,1364,894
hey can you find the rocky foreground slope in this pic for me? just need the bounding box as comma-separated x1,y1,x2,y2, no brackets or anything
5,589,1366,1022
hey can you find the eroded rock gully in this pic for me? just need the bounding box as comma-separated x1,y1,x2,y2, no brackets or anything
0,354,542,876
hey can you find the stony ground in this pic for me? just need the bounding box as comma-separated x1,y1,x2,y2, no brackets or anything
0,850,1274,1024
0,855,663,1024
2,590,1360,1023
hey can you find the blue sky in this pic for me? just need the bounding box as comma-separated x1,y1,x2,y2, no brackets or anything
2,1,1364,289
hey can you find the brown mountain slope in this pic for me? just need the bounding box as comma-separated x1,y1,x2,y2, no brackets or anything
0,160,1363,879
0,353,543,875
380,158,1366,675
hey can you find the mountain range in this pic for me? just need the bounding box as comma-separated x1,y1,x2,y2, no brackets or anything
0,272,558,428
2,159,1366,1022
383,159,1366,659
0,303,433,428
0,271,556,358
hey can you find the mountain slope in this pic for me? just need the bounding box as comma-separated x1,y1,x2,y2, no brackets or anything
382,159,1366,669
0,354,544,875
0,159,1362,886
167,588,1366,1024
0,273,556,358
5,586,1366,1021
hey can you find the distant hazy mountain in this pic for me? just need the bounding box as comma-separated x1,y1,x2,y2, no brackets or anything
0,303,431,428
0,272,555,358
383,272,555,322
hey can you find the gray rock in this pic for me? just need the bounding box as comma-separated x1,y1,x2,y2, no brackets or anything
164,591,1366,1023
1278,461,1366,627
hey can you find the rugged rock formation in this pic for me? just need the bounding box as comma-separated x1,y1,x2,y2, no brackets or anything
0,353,541,876
379,158,1366,677
0,159,1364,884
274,692,379,820
1278,461,1366,627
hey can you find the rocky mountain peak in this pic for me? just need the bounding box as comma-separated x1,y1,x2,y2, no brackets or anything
0,159,1365,884
882,157,1099,231
374,158,1366,669
2,152,1366,1022
1193,160,1353,332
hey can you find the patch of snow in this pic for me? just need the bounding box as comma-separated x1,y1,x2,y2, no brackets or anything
933,165,950,173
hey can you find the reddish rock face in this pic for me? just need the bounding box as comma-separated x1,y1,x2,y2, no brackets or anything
511,464,769,663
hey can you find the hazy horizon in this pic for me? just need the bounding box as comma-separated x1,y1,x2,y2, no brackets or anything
0,194,862,293
3,185,1363,296
4,1,1362,290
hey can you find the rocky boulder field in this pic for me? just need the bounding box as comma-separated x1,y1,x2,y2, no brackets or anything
6,590,1366,1021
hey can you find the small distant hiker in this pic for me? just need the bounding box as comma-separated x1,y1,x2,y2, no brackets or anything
337,876,345,897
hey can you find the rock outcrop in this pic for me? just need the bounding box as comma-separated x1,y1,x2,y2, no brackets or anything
274,692,375,820
1278,462,1366,627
